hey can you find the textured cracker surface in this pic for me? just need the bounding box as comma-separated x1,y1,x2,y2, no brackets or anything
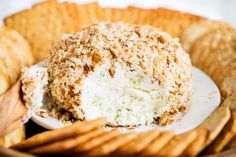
4,1,203,61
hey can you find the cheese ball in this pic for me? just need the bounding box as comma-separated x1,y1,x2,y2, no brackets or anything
47,22,192,126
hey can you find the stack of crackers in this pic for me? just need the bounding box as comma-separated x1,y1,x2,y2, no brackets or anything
0,26,34,146
11,118,208,156
0,0,235,156
181,21,236,155
3,0,203,62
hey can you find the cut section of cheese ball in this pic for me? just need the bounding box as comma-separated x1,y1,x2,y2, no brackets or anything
47,22,192,126
81,60,169,126
21,64,48,117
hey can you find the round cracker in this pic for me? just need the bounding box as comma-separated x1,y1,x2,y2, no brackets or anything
0,71,10,95
0,27,34,67
0,27,23,85
181,20,234,52
189,23,236,90
0,61,10,94
0,47,20,85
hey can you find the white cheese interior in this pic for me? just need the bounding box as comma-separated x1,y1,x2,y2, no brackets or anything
22,65,48,114
81,61,169,126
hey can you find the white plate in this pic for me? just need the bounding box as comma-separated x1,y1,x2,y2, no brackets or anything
32,66,221,134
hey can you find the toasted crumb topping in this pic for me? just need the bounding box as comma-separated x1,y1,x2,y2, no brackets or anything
36,109,48,118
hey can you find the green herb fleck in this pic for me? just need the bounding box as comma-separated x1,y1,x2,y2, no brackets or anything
100,71,105,77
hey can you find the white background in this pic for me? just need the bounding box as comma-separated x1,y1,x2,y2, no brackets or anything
0,0,235,27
